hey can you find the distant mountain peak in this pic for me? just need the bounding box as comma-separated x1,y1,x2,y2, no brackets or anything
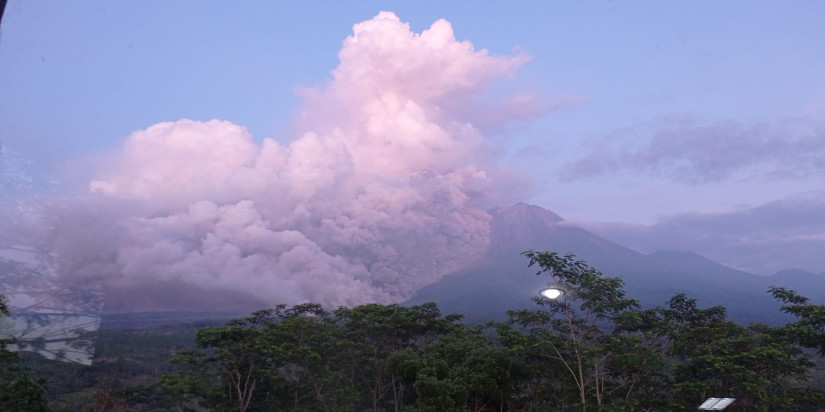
484,203,582,257
489,202,565,225
648,249,706,260
412,203,825,324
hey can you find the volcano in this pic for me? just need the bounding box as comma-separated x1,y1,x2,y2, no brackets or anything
407,203,825,324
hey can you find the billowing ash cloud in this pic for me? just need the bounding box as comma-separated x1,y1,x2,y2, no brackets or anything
50,12,534,310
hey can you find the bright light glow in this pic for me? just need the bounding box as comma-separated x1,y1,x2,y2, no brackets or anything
540,287,564,299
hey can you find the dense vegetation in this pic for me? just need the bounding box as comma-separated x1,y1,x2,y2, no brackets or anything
1,294,49,411
3,251,825,411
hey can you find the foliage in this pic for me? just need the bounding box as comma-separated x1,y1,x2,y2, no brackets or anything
770,286,825,355
0,294,49,412
155,253,825,412
21,318,212,411
505,251,646,410
333,302,462,412
645,293,820,410
161,302,467,412
10,253,825,411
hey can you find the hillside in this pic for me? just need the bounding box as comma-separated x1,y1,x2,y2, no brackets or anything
408,203,825,324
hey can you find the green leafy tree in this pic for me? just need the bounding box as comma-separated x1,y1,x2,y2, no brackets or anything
333,302,461,412
264,303,357,412
600,315,671,411
493,310,578,410
766,287,825,410
509,251,642,411
403,326,521,412
164,304,359,412
162,307,292,411
0,294,49,412
770,286,825,355
653,292,820,411
156,262,825,412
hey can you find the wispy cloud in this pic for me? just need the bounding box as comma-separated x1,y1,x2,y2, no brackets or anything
583,192,825,275
560,117,825,184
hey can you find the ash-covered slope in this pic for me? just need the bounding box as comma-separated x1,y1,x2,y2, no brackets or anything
407,203,825,324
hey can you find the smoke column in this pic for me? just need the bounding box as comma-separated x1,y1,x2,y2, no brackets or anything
54,12,534,310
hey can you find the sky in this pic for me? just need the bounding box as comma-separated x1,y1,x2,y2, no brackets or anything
0,1,823,309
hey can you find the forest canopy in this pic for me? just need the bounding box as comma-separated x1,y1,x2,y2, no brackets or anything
158,251,825,412
3,251,825,411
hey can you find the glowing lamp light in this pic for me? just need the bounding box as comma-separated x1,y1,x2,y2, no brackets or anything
540,287,565,300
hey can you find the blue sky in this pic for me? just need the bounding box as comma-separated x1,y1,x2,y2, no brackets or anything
1,1,823,277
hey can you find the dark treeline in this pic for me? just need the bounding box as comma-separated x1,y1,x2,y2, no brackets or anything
3,251,825,411
1,294,49,411
160,251,825,412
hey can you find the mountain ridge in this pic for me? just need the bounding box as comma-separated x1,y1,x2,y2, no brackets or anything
408,203,824,324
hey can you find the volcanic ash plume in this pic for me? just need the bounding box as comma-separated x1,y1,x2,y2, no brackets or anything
73,12,531,309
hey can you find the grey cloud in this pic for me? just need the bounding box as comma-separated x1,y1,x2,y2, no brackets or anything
560,117,825,184
582,192,825,275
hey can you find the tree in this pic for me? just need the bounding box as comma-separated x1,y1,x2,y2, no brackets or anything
164,303,359,412
333,302,461,412
492,315,573,410
163,301,468,411
162,307,291,411
770,286,825,355
0,294,49,412
157,262,825,412
508,251,643,411
398,325,521,412
649,292,821,411
263,303,357,412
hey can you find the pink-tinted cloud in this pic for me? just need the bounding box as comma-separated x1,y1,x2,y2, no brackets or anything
89,119,259,207
48,12,536,310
